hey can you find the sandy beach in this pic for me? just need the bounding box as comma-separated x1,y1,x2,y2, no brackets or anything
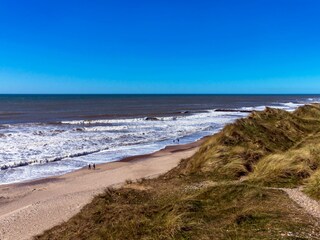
0,139,205,240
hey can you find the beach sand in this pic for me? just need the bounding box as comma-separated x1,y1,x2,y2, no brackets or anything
0,139,205,240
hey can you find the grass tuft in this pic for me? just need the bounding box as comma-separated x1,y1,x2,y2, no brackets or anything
304,169,320,200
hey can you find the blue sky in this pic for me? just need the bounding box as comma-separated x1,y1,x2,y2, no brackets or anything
0,0,320,94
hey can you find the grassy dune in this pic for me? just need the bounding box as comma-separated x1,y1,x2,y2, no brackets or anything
305,169,320,201
36,104,320,240
183,106,320,182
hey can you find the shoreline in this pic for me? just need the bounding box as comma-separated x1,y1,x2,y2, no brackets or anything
0,137,207,240
1,136,208,187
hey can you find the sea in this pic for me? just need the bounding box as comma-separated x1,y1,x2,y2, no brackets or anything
0,94,319,184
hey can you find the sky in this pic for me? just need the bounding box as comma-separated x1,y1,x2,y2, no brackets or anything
0,0,320,94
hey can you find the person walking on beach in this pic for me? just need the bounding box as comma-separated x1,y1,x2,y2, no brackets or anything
93,163,96,170
88,164,91,170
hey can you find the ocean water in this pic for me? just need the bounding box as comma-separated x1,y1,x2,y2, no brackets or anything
0,94,319,184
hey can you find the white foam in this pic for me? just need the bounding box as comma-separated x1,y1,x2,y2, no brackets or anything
240,106,266,111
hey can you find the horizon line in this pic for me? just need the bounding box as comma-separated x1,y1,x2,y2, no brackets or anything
0,93,320,95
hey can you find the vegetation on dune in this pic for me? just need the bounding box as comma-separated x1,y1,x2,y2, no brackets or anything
247,144,320,187
304,169,320,200
35,179,320,240
36,104,320,240
294,104,320,119
183,104,320,185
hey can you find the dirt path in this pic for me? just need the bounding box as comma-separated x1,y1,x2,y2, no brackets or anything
240,175,320,220
189,178,320,221
280,187,320,220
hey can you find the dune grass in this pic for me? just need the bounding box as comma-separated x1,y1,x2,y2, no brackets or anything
304,169,320,201
247,144,320,187
36,178,320,240
36,104,320,239
183,104,320,186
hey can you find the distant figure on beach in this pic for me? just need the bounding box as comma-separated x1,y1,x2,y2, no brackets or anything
173,139,180,144
88,164,91,170
93,163,96,170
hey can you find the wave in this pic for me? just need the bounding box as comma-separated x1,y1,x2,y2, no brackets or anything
0,147,110,170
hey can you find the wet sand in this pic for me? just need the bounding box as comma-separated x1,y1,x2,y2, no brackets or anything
0,138,206,240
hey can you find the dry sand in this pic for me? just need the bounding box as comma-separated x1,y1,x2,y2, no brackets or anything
0,139,204,240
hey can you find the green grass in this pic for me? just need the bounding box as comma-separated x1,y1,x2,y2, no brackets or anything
36,104,320,240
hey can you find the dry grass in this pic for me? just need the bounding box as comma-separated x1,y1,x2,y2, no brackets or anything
247,145,320,187
304,169,320,201
36,178,320,240
185,104,320,194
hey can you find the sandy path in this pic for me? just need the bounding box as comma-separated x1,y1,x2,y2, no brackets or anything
280,187,320,220
0,141,202,240
187,177,320,221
